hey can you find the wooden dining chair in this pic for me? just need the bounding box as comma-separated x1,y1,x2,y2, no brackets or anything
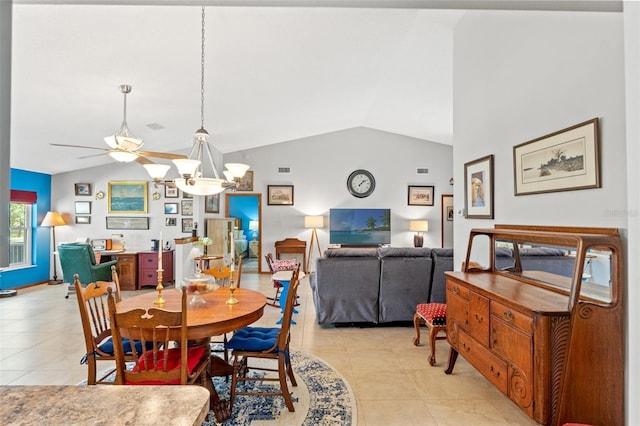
225,264,301,413
106,286,210,389
74,265,143,385
264,253,298,308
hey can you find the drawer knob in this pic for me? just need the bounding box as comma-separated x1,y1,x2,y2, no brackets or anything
490,366,500,378
461,342,471,352
453,284,460,294
503,310,514,322
474,313,484,323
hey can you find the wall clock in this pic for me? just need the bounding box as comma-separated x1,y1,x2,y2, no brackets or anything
347,169,375,198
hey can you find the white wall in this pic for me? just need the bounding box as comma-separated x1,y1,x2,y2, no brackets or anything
51,126,453,271
225,126,453,268
453,8,633,423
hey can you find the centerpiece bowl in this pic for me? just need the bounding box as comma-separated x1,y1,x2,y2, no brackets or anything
177,273,219,307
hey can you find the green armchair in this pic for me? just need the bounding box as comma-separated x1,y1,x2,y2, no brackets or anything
58,243,117,285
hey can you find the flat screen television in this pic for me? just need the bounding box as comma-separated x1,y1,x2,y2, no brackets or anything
329,208,391,246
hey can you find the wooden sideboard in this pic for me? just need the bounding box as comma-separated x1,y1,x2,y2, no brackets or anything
99,250,174,291
445,225,624,426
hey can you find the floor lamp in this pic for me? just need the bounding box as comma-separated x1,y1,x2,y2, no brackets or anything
41,211,66,284
304,215,323,273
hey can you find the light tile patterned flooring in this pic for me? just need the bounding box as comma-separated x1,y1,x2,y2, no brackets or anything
0,272,537,425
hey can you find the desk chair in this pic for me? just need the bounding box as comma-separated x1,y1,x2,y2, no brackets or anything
225,265,301,413
106,286,210,389
74,266,144,384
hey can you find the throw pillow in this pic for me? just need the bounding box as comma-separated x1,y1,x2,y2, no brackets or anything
271,259,296,271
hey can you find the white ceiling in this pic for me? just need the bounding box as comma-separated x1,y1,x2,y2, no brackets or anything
8,1,621,175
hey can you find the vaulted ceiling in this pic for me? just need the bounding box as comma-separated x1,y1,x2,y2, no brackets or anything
8,1,620,175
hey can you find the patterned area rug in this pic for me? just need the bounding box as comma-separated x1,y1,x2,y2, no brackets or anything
83,351,355,426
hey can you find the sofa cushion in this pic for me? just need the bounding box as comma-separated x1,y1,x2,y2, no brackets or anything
324,248,378,257
495,247,513,257
519,247,566,256
378,247,431,258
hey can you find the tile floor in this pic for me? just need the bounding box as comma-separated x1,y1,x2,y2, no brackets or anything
0,271,537,425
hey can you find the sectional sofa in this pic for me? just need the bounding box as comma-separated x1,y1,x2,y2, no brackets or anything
309,247,452,325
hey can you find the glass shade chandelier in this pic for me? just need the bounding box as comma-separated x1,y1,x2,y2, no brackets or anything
172,6,249,196
104,85,143,162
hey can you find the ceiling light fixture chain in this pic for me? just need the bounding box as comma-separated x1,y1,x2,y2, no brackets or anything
170,6,250,196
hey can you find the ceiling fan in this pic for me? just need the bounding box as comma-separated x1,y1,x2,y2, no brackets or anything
50,85,187,166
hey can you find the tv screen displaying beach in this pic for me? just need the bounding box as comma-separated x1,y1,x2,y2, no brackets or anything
329,208,391,246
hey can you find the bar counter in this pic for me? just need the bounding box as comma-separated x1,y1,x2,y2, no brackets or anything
1,385,210,425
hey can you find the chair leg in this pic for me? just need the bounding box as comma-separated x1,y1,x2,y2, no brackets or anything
279,354,295,412
428,322,437,366
413,312,423,346
87,355,96,385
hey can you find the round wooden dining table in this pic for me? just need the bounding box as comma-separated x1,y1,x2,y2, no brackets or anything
115,286,267,422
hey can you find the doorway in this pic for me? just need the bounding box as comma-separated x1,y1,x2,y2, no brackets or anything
225,193,262,273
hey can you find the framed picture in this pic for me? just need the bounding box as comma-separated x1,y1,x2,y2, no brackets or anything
165,217,177,226
204,194,220,213
513,118,600,196
267,185,294,206
182,191,193,199
75,201,91,214
164,184,179,198
236,171,254,191
182,218,194,233
441,194,454,248
74,183,92,196
464,154,494,219
106,216,150,230
75,216,91,224
181,199,194,216
164,202,178,214
108,181,148,214
408,185,434,206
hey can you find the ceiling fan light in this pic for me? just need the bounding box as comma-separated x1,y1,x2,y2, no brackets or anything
143,164,171,179
109,151,138,162
223,170,233,181
174,177,226,196
173,158,201,177
224,163,250,178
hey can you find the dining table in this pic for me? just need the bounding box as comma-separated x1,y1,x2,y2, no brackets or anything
115,286,267,422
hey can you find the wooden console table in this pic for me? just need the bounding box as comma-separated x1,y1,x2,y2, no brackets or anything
99,250,174,291
445,225,623,426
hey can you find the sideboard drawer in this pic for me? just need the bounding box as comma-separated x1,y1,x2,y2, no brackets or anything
491,317,532,378
458,330,508,394
491,300,533,334
447,280,470,300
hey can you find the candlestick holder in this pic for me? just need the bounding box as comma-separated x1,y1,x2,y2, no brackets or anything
154,268,166,305
226,278,238,305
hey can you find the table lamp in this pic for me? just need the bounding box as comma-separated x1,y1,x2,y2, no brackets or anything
249,220,259,241
41,211,67,284
409,220,429,247
304,215,324,273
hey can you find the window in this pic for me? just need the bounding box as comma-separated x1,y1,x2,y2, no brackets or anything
9,190,37,268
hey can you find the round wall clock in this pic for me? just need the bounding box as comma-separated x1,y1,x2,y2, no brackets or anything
347,169,375,198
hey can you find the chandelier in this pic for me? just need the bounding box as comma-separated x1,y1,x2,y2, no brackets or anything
104,85,143,162
172,6,249,196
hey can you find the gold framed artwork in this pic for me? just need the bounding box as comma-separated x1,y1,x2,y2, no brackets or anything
236,171,254,191
108,181,148,214
464,154,494,219
513,118,600,195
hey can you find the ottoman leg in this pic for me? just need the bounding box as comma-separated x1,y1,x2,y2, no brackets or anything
428,322,438,366
413,312,423,346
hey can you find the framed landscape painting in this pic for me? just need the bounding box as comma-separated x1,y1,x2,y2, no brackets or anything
513,118,600,196
267,185,294,206
108,181,148,214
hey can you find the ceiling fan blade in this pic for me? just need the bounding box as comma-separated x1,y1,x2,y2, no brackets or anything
50,143,110,152
135,156,154,165
77,152,109,160
137,151,188,160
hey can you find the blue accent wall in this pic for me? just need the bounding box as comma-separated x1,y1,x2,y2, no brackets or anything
228,196,259,240
0,168,52,289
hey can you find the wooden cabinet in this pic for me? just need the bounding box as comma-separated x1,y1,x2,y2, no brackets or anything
445,225,624,426
206,219,234,265
104,252,137,291
137,250,174,290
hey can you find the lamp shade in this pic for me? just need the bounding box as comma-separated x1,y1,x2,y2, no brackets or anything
109,150,139,162
143,164,171,180
409,220,429,232
304,215,324,229
41,211,66,227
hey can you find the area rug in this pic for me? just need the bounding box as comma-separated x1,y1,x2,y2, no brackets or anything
82,350,356,426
